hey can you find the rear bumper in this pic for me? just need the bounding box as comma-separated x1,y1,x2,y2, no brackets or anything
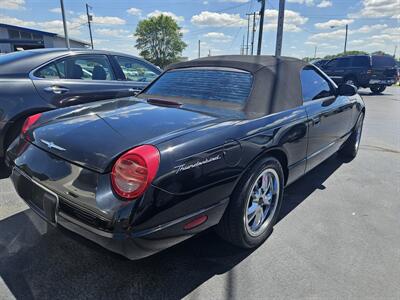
10,166,228,260
56,199,228,260
369,79,396,86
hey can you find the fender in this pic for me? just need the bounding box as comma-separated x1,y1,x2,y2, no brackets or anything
0,106,52,157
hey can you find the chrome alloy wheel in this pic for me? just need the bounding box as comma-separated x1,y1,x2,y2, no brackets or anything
244,168,280,237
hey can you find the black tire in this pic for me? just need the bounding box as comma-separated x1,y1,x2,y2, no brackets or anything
370,85,386,94
217,156,284,248
1,118,25,175
339,113,364,159
344,76,359,89
4,121,23,153
0,160,10,178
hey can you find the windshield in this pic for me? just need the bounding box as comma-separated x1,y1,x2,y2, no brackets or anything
143,68,253,106
372,56,395,67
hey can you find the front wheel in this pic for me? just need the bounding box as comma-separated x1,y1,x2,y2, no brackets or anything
339,113,364,159
217,157,284,248
370,85,386,94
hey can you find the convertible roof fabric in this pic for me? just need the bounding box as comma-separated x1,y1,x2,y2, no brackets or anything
167,55,308,116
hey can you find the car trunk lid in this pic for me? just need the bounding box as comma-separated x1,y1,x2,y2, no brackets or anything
30,98,219,173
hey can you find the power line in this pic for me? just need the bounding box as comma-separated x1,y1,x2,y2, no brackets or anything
184,0,254,39
226,0,255,53
69,22,87,30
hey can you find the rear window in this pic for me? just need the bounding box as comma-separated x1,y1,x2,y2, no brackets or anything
144,68,253,105
372,56,395,67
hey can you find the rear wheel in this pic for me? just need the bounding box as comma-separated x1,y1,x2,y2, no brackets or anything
370,85,386,94
217,157,284,248
339,113,364,159
1,118,25,176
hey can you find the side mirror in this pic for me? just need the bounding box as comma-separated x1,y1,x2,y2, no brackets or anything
337,83,357,96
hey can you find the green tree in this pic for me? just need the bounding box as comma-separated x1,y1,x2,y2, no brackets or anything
371,50,391,56
323,50,368,59
134,15,187,68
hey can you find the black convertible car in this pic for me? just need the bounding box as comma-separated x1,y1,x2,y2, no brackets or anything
7,55,365,260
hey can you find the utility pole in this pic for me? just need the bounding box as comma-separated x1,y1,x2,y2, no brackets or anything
314,46,317,59
86,3,94,49
275,0,286,57
246,13,251,55
394,45,397,58
198,40,201,58
251,12,256,55
257,0,265,55
241,35,245,55
344,24,348,54
208,49,211,57
60,0,70,49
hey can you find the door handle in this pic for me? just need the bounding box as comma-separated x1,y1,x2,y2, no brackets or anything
44,86,69,94
312,116,321,126
128,88,141,94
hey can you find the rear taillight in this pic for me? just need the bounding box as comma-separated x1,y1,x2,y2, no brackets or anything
111,145,160,200
21,113,42,135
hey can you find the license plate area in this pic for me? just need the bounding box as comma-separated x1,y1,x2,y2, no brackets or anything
13,168,58,224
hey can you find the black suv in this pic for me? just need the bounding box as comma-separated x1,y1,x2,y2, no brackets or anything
320,55,397,94
311,59,329,68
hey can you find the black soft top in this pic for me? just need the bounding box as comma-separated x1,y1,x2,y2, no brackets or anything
166,55,308,116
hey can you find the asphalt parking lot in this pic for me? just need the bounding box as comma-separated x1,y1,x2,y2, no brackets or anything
0,87,399,299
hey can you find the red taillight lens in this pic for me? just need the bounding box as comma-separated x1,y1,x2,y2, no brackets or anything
111,145,160,200
21,113,42,135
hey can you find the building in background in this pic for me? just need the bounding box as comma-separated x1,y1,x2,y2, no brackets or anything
0,24,89,54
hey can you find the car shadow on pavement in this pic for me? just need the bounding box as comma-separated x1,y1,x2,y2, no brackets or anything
0,155,345,299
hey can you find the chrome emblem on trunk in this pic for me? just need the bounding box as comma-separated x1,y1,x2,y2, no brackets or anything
40,139,66,151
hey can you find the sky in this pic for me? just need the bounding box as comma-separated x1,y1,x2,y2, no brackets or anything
0,0,399,59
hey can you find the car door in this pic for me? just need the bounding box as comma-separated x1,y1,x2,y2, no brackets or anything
31,54,133,107
112,55,161,95
301,66,353,172
350,56,371,87
323,57,351,84
335,57,352,84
